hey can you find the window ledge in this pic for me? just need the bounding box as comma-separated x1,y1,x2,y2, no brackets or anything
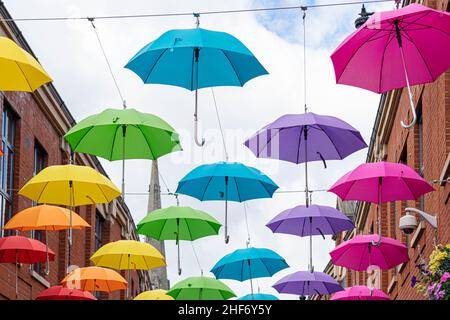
387,275,397,294
397,262,407,273
411,221,425,248
30,269,50,288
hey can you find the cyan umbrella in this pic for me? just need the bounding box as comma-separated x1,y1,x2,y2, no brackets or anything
176,162,278,243
211,247,288,298
125,22,268,146
238,293,279,300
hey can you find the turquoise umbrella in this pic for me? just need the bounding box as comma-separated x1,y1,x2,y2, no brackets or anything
176,162,278,243
125,18,268,146
238,293,279,300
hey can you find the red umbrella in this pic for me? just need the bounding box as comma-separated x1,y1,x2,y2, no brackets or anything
36,286,97,300
0,236,55,299
330,285,390,300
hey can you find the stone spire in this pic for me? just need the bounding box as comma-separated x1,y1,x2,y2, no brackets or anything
145,160,169,289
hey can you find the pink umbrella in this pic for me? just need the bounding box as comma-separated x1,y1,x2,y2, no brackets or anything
330,234,408,271
331,3,450,128
330,285,390,300
328,161,433,246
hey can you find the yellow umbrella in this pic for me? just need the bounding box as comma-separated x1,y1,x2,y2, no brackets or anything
0,36,52,92
18,164,121,267
3,204,90,274
134,289,174,300
91,240,166,299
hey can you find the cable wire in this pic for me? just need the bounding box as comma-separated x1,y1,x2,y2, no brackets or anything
243,203,251,247
302,8,307,113
190,242,203,275
1,1,394,22
211,88,228,161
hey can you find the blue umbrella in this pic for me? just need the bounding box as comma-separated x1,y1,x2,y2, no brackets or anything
176,162,278,243
211,247,288,297
125,20,268,146
238,293,279,300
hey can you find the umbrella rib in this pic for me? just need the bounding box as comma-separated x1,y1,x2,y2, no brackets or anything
15,62,33,91
70,126,95,153
136,125,156,159
144,49,168,84
295,126,303,164
402,30,434,81
233,177,243,202
221,50,244,86
157,218,170,240
301,215,307,237
378,29,396,93
199,176,215,201
251,127,283,159
400,177,418,200
35,181,50,204
400,20,450,37
313,125,345,160
108,125,121,160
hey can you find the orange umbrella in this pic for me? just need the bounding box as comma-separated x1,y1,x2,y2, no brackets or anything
3,205,90,274
61,266,127,292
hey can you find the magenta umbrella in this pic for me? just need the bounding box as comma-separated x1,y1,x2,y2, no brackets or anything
331,3,450,128
328,161,433,246
329,235,408,271
330,285,390,300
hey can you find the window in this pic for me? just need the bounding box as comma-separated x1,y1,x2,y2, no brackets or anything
95,213,104,251
32,142,47,274
417,108,425,211
0,105,16,236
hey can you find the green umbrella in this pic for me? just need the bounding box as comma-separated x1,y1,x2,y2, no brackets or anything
136,206,221,275
64,108,182,198
167,276,236,300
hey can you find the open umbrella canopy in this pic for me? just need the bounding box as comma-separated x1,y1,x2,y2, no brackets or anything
36,285,97,301
136,206,221,241
244,112,367,164
90,240,166,270
64,108,182,161
18,164,121,206
125,28,267,90
134,289,174,300
266,204,354,237
330,234,408,271
211,247,289,281
61,266,127,292
3,204,90,231
331,3,450,94
328,161,434,204
0,236,55,264
167,276,236,300
0,36,52,92
330,285,390,300
238,293,279,300
176,162,278,202
273,271,343,296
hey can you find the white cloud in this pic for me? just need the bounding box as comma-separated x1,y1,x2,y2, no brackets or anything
4,0,391,299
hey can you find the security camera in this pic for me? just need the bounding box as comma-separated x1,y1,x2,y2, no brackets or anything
399,214,418,235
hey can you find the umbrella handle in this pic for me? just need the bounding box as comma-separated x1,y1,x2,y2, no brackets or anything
44,230,50,275
371,203,382,247
398,45,417,129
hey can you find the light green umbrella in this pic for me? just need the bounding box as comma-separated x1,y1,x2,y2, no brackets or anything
64,108,182,198
167,276,236,300
136,206,221,275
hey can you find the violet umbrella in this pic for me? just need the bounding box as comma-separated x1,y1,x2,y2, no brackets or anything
329,161,434,246
329,234,408,271
330,285,390,300
331,3,450,128
273,271,343,298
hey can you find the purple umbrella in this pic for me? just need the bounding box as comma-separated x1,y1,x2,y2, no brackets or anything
273,271,343,297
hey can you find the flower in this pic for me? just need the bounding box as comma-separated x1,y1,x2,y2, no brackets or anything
411,276,417,288
441,272,450,283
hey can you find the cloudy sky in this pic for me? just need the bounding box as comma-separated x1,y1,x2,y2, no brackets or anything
5,0,396,299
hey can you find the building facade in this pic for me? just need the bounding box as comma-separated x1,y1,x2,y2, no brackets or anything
0,3,151,299
326,0,449,301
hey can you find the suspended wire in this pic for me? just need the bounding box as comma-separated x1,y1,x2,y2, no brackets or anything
89,18,125,107
211,88,228,161
302,8,307,113
0,1,394,22
243,203,251,247
122,188,329,196
190,242,203,275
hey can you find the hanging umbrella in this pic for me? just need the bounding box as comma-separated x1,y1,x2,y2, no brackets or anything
136,206,221,275
330,285,390,300
36,285,97,300
90,240,166,299
0,36,52,92
176,162,278,243
331,3,450,128
211,247,288,297
167,276,236,300
3,204,90,275
329,234,408,271
64,108,182,199
0,236,55,299
134,289,174,300
273,271,343,297
125,23,267,146
238,293,279,300
18,164,121,267
329,161,434,245
61,266,127,292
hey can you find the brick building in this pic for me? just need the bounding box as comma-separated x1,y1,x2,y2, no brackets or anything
325,0,449,300
0,3,151,299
